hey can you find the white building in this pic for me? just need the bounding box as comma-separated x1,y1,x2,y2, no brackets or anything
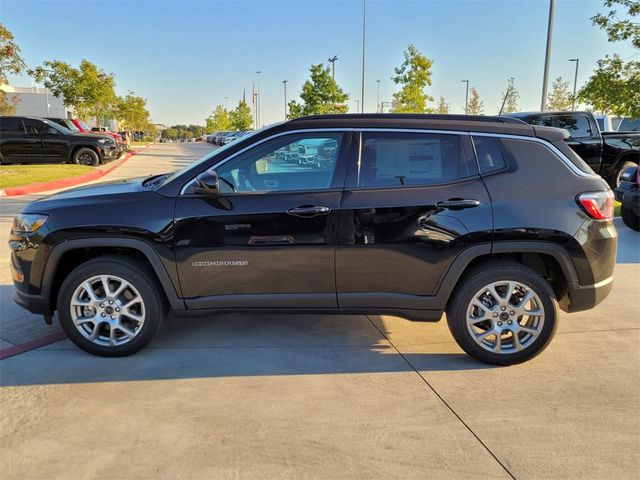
1,84,68,118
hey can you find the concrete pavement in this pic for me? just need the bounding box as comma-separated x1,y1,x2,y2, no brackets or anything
0,143,638,479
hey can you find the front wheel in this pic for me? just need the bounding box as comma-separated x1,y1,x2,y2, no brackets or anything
73,147,100,166
446,262,558,365
57,256,165,356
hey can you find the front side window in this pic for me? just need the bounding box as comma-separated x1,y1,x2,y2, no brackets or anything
357,132,469,187
556,115,592,138
215,133,343,193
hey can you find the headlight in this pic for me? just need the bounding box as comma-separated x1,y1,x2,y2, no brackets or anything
98,138,112,145
12,214,48,233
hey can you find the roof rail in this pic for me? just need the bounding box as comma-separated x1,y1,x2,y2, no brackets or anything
287,113,528,125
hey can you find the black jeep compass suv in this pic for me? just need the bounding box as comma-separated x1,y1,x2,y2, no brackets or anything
9,114,617,364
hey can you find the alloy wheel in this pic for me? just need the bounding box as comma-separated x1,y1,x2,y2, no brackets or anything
466,280,545,354
70,274,146,346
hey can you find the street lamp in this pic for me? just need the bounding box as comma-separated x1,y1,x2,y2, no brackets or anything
256,70,261,128
360,0,366,113
328,56,338,80
569,58,579,110
282,80,288,119
376,80,380,113
541,0,556,111
461,80,469,114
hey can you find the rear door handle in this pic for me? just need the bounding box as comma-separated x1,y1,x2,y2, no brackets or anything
287,205,331,217
436,199,480,210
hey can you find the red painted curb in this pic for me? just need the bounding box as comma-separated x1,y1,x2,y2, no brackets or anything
0,147,146,197
0,330,67,360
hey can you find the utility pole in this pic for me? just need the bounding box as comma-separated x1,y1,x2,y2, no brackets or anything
328,56,338,80
569,58,579,110
282,80,288,119
461,80,469,114
360,0,366,113
376,80,380,113
541,0,556,111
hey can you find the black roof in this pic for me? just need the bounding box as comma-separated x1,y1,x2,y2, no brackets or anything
283,113,566,141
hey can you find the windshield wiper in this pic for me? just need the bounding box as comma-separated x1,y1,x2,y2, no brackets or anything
143,173,168,187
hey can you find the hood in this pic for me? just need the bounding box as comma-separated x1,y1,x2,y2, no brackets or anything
23,177,150,212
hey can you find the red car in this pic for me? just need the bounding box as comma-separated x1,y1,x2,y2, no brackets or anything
72,119,127,154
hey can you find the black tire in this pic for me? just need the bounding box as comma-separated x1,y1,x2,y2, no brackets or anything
446,261,558,366
57,256,165,356
611,161,637,188
621,205,640,231
73,147,100,166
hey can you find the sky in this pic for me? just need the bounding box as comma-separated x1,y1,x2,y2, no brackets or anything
2,0,638,126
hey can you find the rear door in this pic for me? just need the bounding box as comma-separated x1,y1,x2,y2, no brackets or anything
336,130,493,311
0,117,29,162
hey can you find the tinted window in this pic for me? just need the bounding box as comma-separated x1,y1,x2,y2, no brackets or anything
618,118,640,131
358,132,469,187
215,133,343,193
531,116,553,127
556,115,592,138
472,136,507,174
0,117,24,134
23,119,49,135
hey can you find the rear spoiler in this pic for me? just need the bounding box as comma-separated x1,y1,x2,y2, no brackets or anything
532,125,570,142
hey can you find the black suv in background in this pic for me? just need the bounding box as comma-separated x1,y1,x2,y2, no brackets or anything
9,114,617,365
0,116,119,166
508,111,640,187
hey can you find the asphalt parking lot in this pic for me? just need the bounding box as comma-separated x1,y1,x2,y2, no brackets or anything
1,143,638,479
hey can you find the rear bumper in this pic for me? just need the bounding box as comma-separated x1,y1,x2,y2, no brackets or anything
561,276,614,313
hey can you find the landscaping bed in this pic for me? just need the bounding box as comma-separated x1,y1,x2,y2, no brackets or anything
0,164,95,189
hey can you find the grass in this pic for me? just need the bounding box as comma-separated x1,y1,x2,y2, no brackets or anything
614,201,621,217
0,164,95,189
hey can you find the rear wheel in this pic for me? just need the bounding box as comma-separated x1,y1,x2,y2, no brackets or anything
73,147,100,166
446,262,558,365
57,256,165,356
621,205,640,231
612,161,636,188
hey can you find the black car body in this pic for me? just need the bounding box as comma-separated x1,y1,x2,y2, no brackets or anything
614,165,640,231
47,117,126,158
507,111,640,187
0,116,119,165
9,114,617,364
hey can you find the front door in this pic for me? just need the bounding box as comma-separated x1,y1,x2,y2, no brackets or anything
174,131,351,309
336,130,493,311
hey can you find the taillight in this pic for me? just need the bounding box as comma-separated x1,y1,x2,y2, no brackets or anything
577,191,614,220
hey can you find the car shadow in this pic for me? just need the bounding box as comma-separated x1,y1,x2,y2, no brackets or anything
0,291,497,387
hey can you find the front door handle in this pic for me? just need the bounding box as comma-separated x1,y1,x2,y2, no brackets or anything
287,205,331,217
436,199,480,210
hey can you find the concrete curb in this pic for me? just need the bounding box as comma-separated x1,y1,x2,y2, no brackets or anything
0,145,148,197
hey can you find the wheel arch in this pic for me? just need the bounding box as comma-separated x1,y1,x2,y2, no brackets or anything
610,150,640,183
43,238,184,314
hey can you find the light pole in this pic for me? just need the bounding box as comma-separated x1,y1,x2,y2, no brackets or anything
282,80,288,119
461,80,469,114
541,0,556,111
328,56,338,80
569,58,579,110
360,0,366,113
256,70,261,128
376,80,380,113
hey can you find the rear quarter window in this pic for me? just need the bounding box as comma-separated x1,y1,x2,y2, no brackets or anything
472,136,508,174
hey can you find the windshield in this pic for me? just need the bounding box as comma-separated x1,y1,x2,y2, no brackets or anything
157,128,265,187
42,119,73,135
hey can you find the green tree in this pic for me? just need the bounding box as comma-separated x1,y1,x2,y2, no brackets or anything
229,100,253,130
391,44,434,113
546,76,573,111
205,105,232,132
578,55,640,117
30,59,117,125
287,63,349,119
592,0,640,48
115,92,151,132
500,77,520,114
0,23,27,115
164,128,178,140
434,97,450,114
467,87,484,115
579,2,640,117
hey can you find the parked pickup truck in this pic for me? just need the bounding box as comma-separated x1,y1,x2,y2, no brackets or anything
507,111,640,187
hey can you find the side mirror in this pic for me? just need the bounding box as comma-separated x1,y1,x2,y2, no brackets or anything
194,169,220,197
47,128,58,135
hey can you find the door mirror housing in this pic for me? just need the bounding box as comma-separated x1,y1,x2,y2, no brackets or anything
194,169,220,197
46,128,59,136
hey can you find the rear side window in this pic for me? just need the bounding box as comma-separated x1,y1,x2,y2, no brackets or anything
23,119,49,135
472,136,507,174
555,115,592,138
358,132,471,187
0,117,24,135
531,116,553,127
